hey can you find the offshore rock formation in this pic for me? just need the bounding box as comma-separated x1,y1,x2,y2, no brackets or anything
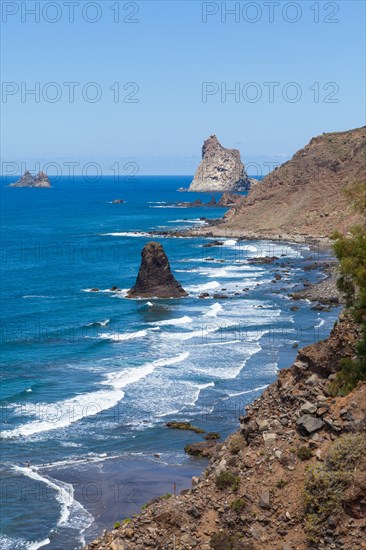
8,170,51,188
210,126,366,239
174,193,245,209
127,241,187,298
189,135,252,192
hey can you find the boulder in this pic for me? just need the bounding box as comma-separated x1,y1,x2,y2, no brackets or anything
184,440,218,457
300,401,317,414
297,414,325,434
127,242,188,299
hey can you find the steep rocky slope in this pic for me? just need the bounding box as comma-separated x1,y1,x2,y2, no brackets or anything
189,135,252,192
84,316,365,550
195,127,366,241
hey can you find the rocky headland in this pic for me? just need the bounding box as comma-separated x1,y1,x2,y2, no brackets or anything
84,315,365,550
8,170,51,188
182,127,366,242
127,241,188,298
188,135,253,193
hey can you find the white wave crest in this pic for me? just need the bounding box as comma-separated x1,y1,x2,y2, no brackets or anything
98,329,147,342
151,316,192,327
204,303,223,317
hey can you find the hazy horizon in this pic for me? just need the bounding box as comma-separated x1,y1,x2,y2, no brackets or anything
1,1,365,177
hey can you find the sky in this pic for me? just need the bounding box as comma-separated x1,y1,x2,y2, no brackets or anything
1,0,365,176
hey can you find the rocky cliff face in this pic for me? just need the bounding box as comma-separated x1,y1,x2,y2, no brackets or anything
127,241,188,298
189,135,252,192
84,316,366,550
8,170,51,188
196,127,366,240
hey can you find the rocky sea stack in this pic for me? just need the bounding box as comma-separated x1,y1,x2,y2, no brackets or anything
127,241,188,298
8,170,51,188
189,135,252,192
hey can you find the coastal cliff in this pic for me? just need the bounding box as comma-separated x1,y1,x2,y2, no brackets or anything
188,135,252,193
8,170,51,188
84,315,365,549
190,127,366,241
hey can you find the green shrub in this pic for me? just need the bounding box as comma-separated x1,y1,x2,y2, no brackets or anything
297,446,313,461
303,433,366,544
114,522,120,529
276,478,287,489
329,182,366,394
230,498,246,512
329,329,366,396
215,471,240,491
228,432,246,454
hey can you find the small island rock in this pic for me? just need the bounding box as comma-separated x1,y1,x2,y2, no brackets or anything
188,135,252,192
127,242,188,299
9,170,51,188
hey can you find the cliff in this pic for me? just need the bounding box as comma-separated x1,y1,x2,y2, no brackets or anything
84,315,365,549
189,135,252,192
8,170,51,188
193,127,366,240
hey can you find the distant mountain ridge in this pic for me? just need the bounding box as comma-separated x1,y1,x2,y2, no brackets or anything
210,126,366,239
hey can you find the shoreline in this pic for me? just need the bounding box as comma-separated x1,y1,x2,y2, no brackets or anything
82,252,349,549
149,216,335,247
84,312,365,550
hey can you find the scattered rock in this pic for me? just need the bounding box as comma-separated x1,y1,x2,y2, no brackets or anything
259,490,271,510
297,414,325,434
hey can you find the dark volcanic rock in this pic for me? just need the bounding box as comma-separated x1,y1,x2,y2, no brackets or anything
202,240,224,248
248,256,279,265
184,440,218,457
127,241,188,298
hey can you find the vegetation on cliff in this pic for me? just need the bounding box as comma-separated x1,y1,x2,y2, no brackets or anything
331,181,366,395
303,433,366,545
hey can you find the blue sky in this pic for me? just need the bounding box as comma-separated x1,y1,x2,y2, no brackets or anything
1,0,365,175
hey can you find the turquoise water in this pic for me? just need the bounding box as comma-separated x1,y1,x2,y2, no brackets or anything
0,176,340,549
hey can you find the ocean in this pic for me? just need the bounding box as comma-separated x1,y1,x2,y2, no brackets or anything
0,176,340,549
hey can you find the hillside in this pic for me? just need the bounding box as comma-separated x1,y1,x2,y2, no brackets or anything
84,315,365,550
199,127,366,241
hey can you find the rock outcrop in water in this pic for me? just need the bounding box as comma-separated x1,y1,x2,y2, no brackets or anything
8,170,51,188
127,241,188,298
189,135,252,192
